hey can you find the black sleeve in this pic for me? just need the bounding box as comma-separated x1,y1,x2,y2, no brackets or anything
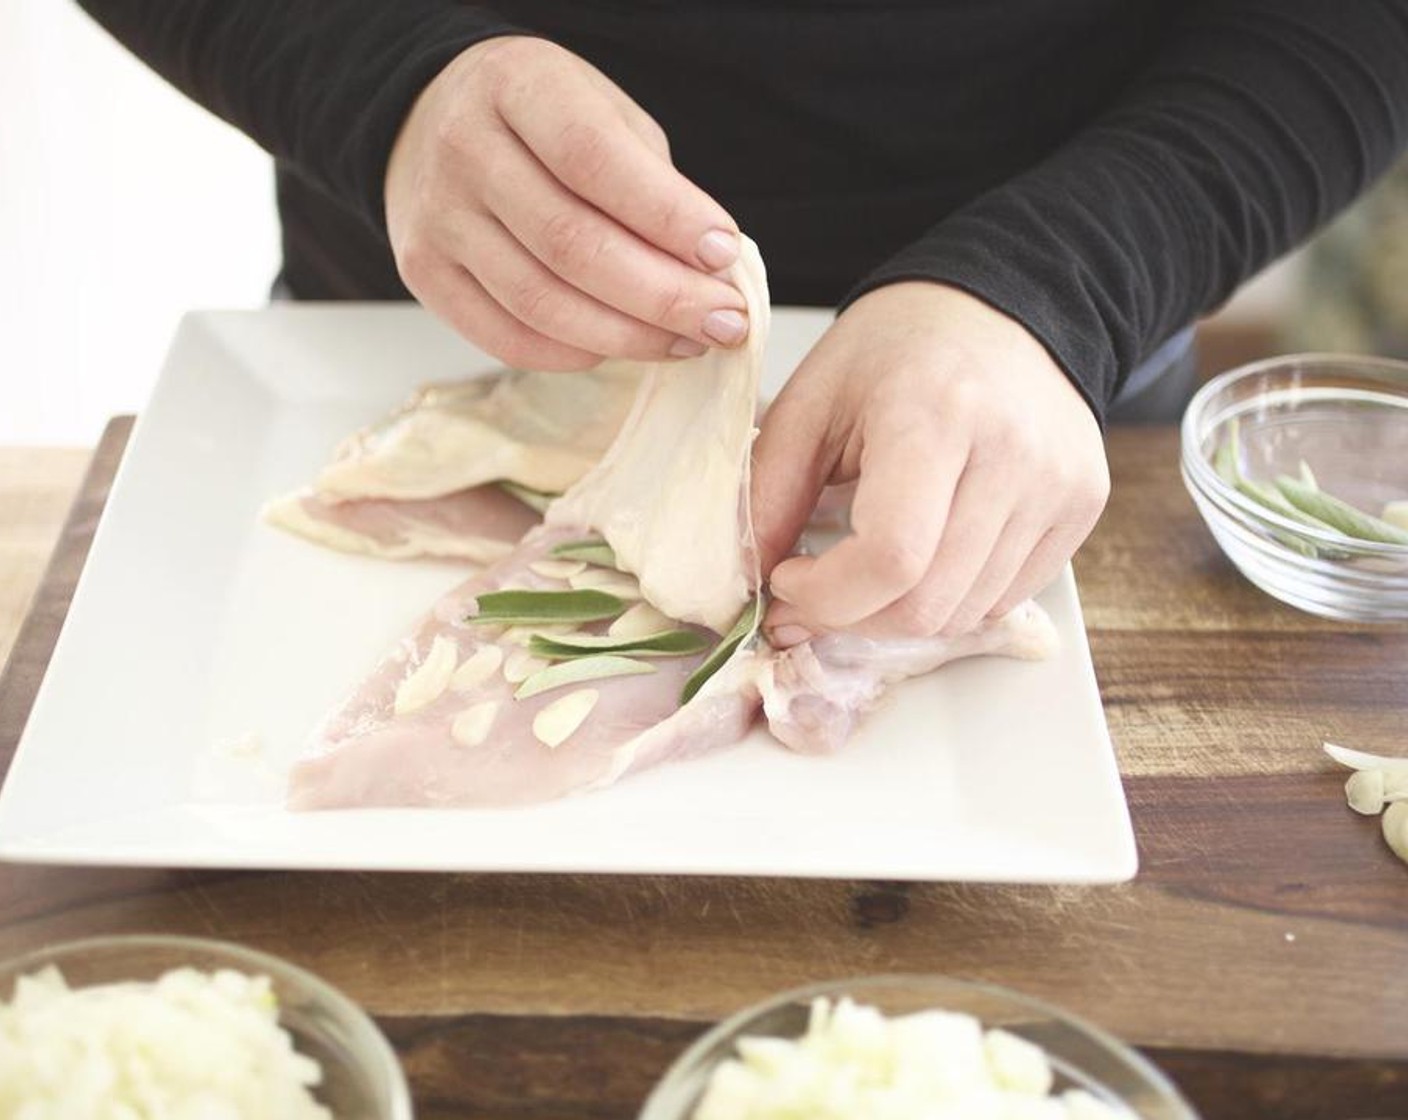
844,1,1408,422
75,1,523,234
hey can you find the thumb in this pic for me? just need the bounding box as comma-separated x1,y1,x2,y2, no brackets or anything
749,387,836,578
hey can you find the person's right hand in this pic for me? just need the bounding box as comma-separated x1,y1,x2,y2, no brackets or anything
384,36,749,371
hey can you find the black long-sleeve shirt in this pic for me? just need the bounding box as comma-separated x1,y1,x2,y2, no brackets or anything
77,1,1408,419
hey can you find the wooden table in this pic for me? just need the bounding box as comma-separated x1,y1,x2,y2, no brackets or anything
2,417,1406,1119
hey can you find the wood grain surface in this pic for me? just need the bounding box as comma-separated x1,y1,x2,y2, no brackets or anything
0,445,90,668
2,415,1407,1120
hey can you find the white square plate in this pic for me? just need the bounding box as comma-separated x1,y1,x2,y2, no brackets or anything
0,306,1135,881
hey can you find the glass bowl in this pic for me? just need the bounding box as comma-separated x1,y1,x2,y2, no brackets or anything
1180,353,1408,621
0,934,412,1119
639,975,1197,1119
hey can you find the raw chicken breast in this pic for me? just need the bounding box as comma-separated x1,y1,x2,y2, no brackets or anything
757,603,1059,755
315,364,643,502
267,363,640,560
262,485,540,563
287,528,759,808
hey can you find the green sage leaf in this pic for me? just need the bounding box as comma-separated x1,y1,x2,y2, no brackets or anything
529,628,710,661
514,654,656,699
1214,423,1338,556
1275,476,1408,546
1213,435,1242,488
469,588,626,626
550,537,619,567
680,596,762,706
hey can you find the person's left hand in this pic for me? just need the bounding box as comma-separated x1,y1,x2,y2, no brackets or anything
750,281,1110,644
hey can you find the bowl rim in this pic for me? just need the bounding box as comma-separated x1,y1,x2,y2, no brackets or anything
0,933,413,1120
1180,351,1408,558
639,973,1198,1119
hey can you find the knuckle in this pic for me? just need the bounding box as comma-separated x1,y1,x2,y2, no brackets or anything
492,330,554,372
1084,474,1112,515
985,412,1042,462
1068,465,1111,525
641,117,671,159
648,278,691,327
892,593,951,639
430,110,475,158
937,371,987,423
645,190,687,240
475,144,517,189
503,275,558,329
539,209,603,275
467,36,536,98
555,119,613,181
470,321,519,364
394,236,437,290
609,323,667,360
867,535,931,589
489,320,597,374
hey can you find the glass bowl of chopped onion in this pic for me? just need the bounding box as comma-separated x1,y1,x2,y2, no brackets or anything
0,934,412,1119
640,975,1197,1120
1181,353,1408,621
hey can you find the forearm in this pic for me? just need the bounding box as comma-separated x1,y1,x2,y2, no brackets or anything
848,1,1408,419
76,0,522,231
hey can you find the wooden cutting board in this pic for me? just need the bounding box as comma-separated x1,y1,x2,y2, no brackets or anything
1,417,1407,1120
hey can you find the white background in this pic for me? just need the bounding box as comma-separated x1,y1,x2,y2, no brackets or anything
0,1,278,446
0,2,1302,447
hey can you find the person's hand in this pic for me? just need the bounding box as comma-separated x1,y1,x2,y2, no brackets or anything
385,36,749,371
751,282,1110,644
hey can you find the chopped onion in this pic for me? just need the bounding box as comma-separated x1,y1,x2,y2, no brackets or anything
0,965,330,1117
693,996,1132,1120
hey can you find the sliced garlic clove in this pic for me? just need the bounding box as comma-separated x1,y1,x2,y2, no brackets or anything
503,648,549,684
1383,800,1408,866
502,623,577,646
451,700,500,748
570,568,642,599
450,645,503,691
607,601,674,639
501,626,537,647
532,688,599,748
529,559,588,580
1385,769,1408,802
394,635,459,715
1345,769,1387,815
1323,741,1408,774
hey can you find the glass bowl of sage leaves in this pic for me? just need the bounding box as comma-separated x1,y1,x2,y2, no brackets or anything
1181,353,1408,621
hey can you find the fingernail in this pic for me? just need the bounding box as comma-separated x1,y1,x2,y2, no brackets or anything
696,229,739,271
769,624,813,648
668,337,708,359
702,309,748,346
